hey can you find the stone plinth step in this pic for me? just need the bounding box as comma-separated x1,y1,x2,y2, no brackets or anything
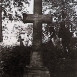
23,66,50,77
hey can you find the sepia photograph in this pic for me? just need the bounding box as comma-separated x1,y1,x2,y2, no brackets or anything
0,0,77,77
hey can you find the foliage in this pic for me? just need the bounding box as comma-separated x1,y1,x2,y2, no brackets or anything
43,0,77,31
0,37,77,76
41,38,77,77
2,0,30,21
1,0,77,45
0,46,31,77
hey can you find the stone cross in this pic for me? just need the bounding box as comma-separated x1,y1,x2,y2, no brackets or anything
23,0,52,50
23,0,51,77
23,0,52,67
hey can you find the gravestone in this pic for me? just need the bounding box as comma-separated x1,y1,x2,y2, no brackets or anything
23,0,52,77
18,35,24,46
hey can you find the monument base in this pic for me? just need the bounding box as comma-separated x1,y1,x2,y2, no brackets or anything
23,66,50,77
23,51,50,77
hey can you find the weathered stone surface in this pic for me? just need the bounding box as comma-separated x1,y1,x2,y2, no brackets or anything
23,67,50,77
23,14,52,23
23,0,51,77
30,52,42,67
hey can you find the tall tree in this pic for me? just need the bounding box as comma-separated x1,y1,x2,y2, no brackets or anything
1,0,77,46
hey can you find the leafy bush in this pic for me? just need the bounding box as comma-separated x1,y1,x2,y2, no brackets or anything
0,38,77,77
1,46,31,77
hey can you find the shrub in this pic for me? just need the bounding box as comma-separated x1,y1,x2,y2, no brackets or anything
1,46,31,77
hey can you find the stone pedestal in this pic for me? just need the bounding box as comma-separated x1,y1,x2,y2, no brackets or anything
23,52,50,77
24,67,50,77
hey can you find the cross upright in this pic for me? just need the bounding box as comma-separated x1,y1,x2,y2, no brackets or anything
23,0,52,51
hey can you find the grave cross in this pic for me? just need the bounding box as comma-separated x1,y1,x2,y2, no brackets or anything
23,0,52,51
23,0,52,67
18,36,24,46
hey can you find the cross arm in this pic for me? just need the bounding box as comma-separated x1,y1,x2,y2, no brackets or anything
23,14,34,23
23,13,52,23
41,14,52,23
